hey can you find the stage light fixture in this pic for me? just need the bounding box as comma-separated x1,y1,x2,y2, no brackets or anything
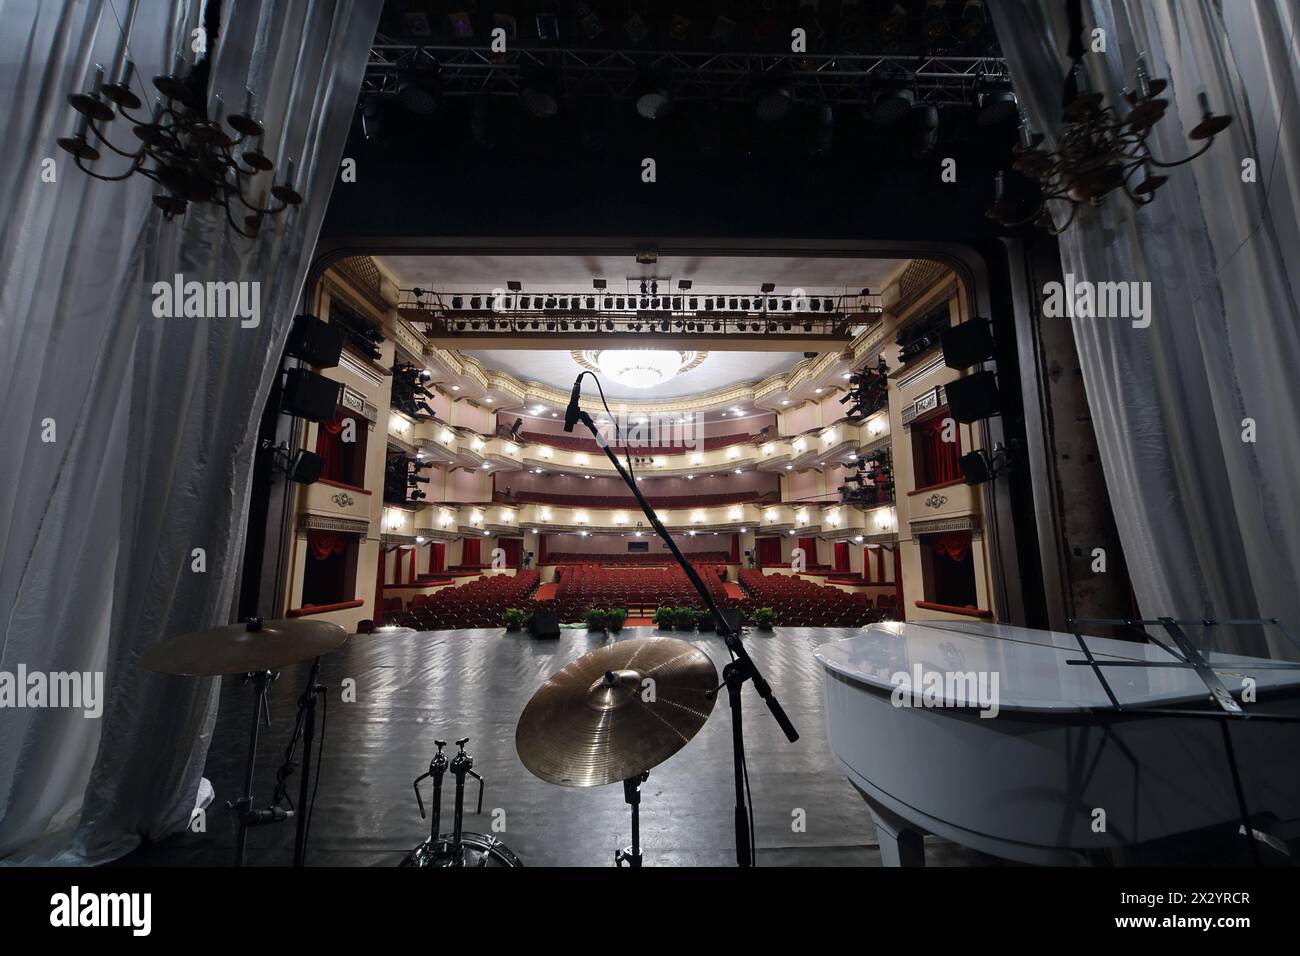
678,279,692,290
397,71,441,116
944,370,1001,423
760,282,775,293
941,318,996,369
913,105,940,157
872,85,915,125
507,280,522,291
593,278,606,289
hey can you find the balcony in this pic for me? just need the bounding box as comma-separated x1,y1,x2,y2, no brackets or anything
303,479,372,524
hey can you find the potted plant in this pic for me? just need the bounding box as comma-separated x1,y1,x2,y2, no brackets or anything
504,607,529,632
695,609,716,632
652,606,673,630
675,606,696,631
585,607,609,632
751,607,776,631
608,608,627,633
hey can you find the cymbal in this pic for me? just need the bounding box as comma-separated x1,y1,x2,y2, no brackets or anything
139,618,349,676
516,636,718,787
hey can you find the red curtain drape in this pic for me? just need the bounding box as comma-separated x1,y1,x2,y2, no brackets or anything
408,547,417,581
797,537,818,565
429,542,445,573
461,537,481,566
308,530,345,560
730,533,741,563
538,534,547,564
834,542,849,572
918,417,961,486
862,546,872,581
501,538,522,567
314,412,347,483
756,537,781,567
931,532,970,562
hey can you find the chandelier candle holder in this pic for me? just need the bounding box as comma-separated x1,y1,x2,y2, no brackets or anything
988,54,1232,234
57,0,301,238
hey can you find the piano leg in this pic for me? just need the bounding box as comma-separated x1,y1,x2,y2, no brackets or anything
860,793,926,867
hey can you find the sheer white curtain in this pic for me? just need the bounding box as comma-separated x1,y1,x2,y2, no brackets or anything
989,0,1300,655
0,0,379,863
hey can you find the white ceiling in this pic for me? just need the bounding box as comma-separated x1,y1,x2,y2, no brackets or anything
377,253,906,297
466,348,806,399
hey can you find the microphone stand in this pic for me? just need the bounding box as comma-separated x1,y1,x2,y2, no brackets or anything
566,400,799,866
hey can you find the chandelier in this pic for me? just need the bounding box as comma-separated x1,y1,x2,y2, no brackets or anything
593,350,690,389
56,0,301,238
987,52,1231,235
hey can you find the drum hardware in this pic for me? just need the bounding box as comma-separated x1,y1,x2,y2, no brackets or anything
269,656,328,867
614,772,649,868
140,616,348,867
402,737,522,867
226,667,286,867
517,637,717,866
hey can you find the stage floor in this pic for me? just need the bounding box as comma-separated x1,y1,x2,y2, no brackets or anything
121,626,990,867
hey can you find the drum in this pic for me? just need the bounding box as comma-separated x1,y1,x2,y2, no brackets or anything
400,832,523,868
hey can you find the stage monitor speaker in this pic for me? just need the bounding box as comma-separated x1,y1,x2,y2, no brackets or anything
282,367,342,422
529,609,560,639
941,318,995,370
943,371,1001,423
289,450,325,484
285,314,344,368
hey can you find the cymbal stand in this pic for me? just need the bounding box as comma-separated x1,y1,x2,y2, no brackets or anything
615,772,649,868
413,739,450,843
269,656,325,866
228,668,281,867
448,737,485,864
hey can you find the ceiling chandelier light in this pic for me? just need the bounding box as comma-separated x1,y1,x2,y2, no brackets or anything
57,0,301,238
988,12,1231,235
595,349,685,389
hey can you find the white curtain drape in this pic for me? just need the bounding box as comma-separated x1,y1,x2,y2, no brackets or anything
0,0,380,863
990,0,1300,656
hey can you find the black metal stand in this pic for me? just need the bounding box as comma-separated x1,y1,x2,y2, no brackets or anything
615,772,648,867
292,660,323,867
1069,616,1300,866
228,669,275,867
570,404,798,867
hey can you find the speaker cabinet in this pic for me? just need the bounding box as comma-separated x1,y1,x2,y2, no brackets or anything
285,314,344,368
529,609,560,639
281,368,342,422
943,371,1001,423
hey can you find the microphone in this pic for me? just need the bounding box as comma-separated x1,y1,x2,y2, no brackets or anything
563,374,584,432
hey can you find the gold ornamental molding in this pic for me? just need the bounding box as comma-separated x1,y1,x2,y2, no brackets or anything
571,349,709,378
298,514,369,535
909,515,980,535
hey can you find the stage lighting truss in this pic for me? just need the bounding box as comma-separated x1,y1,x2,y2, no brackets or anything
839,448,894,505
385,453,433,506
363,44,1008,110
395,288,884,340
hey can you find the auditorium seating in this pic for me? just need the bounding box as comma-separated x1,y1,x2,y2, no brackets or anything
545,551,730,566
391,571,540,630
522,431,753,456
540,561,730,620
737,569,884,627
514,490,770,508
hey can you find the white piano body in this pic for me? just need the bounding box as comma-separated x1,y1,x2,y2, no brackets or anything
816,621,1300,865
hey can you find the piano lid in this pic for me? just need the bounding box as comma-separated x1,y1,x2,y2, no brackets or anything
814,620,1300,713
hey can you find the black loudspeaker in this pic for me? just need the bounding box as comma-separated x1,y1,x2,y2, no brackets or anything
285,314,344,368
289,450,325,484
529,609,560,639
944,371,1001,423
940,318,995,370
282,368,341,422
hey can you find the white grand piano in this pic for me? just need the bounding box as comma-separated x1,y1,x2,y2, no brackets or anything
816,620,1300,865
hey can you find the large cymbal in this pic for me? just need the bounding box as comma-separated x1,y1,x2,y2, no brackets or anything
139,618,349,676
516,636,718,787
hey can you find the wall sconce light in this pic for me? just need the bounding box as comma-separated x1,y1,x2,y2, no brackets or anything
793,439,806,453
505,443,517,455
614,513,627,525
501,510,513,522
692,512,705,523
472,438,485,452
728,508,743,520
576,512,589,524
540,446,553,458
728,447,740,459
875,509,893,530
438,512,453,526
440,429,455,444
389,414,409,435
540,509,553,521
575,453,589,466
470,511,483,525
765,511,777,522
796,511,808,524
763,444,774,456
691,453,704,465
